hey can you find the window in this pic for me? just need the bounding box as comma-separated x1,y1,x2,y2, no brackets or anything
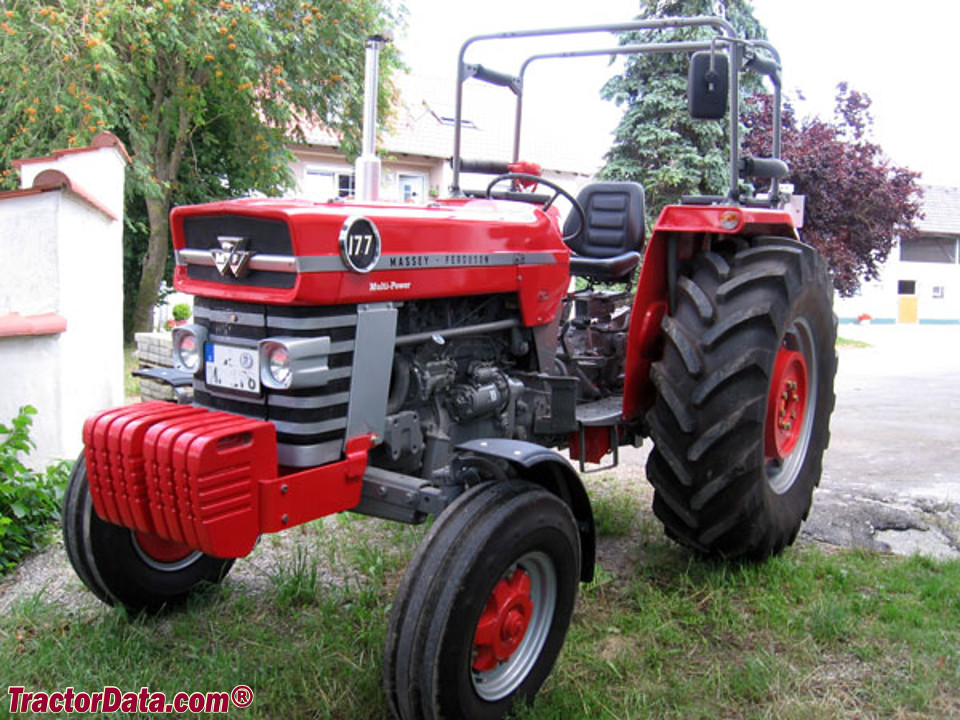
399,174,426,203
338,173,355,198
933,286,946,299
898,280,916,295
302,166,355,200
438,116,477,129
899,237,958,264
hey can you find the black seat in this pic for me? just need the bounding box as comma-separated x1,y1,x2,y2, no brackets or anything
562,182,646,282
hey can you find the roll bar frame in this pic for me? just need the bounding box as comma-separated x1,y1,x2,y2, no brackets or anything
450,15,783,204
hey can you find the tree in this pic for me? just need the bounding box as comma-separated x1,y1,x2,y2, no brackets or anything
599,0,766,216
0,0,401,336
743,85,922,296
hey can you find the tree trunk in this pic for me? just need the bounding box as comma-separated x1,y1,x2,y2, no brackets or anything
130,195,172,335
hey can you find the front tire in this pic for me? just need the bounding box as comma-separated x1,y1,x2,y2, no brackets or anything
62,456,234,612
645,237,837,559
384,481,580,720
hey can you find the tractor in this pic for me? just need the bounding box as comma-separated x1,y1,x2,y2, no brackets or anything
62,15,836,720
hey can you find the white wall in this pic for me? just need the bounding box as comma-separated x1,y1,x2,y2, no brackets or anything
0,193,60,315
0,143,126,467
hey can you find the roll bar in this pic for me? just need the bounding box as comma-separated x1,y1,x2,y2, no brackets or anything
449,15,784,204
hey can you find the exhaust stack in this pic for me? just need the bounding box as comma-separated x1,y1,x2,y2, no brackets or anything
355,33,390,202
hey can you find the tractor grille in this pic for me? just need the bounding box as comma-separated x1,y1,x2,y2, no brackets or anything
181,215,296,289
193,297,358,467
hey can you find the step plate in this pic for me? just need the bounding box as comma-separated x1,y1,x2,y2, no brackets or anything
575,396,624,427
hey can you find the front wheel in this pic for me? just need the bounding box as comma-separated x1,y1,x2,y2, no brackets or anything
645,237,837,559
62,456,234,612
384,481,580,720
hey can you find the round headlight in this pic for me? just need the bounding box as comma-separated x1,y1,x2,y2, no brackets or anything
267,345,291,387
175,331,200,372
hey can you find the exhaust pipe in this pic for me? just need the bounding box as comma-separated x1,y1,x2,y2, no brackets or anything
355,33,391,202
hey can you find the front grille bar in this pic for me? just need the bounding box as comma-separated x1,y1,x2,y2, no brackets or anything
192,297,359,467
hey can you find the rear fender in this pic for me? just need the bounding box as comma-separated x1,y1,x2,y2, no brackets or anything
622,204,797,422
455,438,595,582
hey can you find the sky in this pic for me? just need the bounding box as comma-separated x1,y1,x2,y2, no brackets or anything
395,0,960,186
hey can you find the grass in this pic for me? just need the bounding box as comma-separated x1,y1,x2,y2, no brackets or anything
123,343,141,399
837,336,870,348
2,488,958,719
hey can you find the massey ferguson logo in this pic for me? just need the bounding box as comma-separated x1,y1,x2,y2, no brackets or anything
211,236,254,278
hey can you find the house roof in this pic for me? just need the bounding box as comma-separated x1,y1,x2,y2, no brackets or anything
917,185,960,236
301,73,603,175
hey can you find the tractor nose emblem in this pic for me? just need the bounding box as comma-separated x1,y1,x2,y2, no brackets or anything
212,236,254,278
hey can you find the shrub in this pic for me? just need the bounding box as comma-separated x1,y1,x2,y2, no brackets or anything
172,303,192,322
0,406,69,573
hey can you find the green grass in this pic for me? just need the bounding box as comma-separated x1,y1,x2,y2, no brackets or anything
2,503,958,719
123,344,141,399
837,336,870,348
590,481,645,537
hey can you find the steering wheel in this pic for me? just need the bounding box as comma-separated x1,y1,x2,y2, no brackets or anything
485,173,585,243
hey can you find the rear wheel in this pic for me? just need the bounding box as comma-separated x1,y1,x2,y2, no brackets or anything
645,237,837,559
384,481,580,720
62,456,234,612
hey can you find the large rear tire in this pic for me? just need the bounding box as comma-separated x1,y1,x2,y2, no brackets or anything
384,481,580,720
62,456,234,612
645,237,837,559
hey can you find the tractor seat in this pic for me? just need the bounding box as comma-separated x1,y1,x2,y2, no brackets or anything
562,182,646,283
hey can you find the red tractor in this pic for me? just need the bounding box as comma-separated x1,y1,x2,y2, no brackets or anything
63,16,835,720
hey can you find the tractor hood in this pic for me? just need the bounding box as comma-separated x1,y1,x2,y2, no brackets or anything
171,197,570,327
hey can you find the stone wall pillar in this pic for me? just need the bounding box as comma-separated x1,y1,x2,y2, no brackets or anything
0,133,129,467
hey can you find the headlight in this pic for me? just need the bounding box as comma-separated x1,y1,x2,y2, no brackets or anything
266,345,291,387
258,337,331,390
172,325,207,374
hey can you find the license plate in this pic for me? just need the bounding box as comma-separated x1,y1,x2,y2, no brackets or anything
204,343,261,394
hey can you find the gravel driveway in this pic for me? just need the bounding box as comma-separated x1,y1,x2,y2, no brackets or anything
801,323,960,558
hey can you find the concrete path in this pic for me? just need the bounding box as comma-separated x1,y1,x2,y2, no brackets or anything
801,323,960,558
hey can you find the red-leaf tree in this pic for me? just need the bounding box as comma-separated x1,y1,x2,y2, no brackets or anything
743,84,922,296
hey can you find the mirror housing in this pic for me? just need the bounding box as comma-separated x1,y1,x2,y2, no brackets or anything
688,51,729,120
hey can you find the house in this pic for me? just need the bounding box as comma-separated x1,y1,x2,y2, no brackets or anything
156,73,606,329
835,185,960,324
285,73,600,204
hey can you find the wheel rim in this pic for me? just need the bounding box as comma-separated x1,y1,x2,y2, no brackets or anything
471,550,557,702
132,531,202,572
765,318,818,495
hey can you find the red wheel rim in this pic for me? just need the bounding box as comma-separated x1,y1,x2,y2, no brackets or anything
765,346,808,461
472,569,534,672
132,531,194,564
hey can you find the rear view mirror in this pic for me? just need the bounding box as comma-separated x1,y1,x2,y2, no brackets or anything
688,51,729,119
